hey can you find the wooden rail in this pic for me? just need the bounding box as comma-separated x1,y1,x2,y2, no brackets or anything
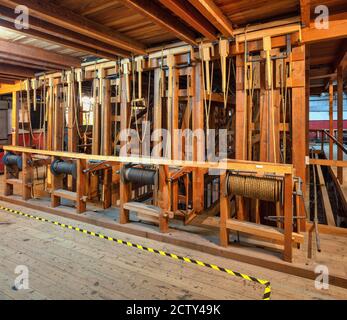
3,146,294,174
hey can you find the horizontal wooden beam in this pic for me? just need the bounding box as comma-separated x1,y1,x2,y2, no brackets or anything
0,78,15,84
0,0,145,54
159,0,217,40
0,64,36,78
0,52,65,71
309,158,347,168
310,73,336,80
302,13,347,43
188,0,233,37
0,39,81,68
0,18,118,60
3,146,294,174
0,58,52,71
122,0,198,45
0,5,130,58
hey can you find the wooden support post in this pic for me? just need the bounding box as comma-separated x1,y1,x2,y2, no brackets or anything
153,68,163,158
329,80,334,160
11,91,19,146
235,54,246,220
220,172,230,247
51,156,63,208
22,152,32,200
53,85,63,151
158,165,170,233
76,159,87,214
4,161,15,196
67,72,77,190
102,78,112,209
283,173,293,262
292,45,307,231
119,73,131,224
337,65,344,184
192,62,205,213
89,76,101,200
172,68,180,212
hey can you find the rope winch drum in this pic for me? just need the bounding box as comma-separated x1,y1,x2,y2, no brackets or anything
50,159,77,179
120,166,158,187
225,172,283,203
3,153,23,171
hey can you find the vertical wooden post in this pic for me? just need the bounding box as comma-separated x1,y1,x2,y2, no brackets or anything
172,68,180,212
76,159,87,214
11,91,19,146
329,81,334,160
158,165,170,233
67,72,77,190
119,73,131,224
4,161,14,196
337,65,344,184
235,54,246,220
192,62,205,213
291,45,307,231
153,68,163,158
53,84,63,151
283,173,293,262
220,173,230,247
22,152,32,200
51,157,63,208
102,78,112,209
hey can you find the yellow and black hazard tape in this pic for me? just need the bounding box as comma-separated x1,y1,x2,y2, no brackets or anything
0,205,271,300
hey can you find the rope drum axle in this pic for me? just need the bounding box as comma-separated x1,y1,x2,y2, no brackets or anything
226,173,283,202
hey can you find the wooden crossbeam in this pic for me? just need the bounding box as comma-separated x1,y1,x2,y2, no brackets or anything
300,0,310,27
0,5,130,58
0,64,36,78
188,0,233,37
0,78,15,84
0,0,145,54
0,58,52,71
3,146,294,175
0,52,65,71
159,0,217,40
0,39,80,68
122,0,198,45
0,17,119,60
302,12,347,43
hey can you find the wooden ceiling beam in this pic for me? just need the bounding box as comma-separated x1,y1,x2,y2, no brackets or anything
0,78,16,84
0,39,80,68
0,16,122,59
300,0,310,27
0,52,72,71
0,58,52,71
158,0,217,40
302,12,347,43
0,64,35,78
0,5,130,58
0,64,37,78
188,0,233,37
0,0,145,54
122,0,198,45
80,0,120,16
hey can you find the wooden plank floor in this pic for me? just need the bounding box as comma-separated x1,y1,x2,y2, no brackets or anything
0,203,347,300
